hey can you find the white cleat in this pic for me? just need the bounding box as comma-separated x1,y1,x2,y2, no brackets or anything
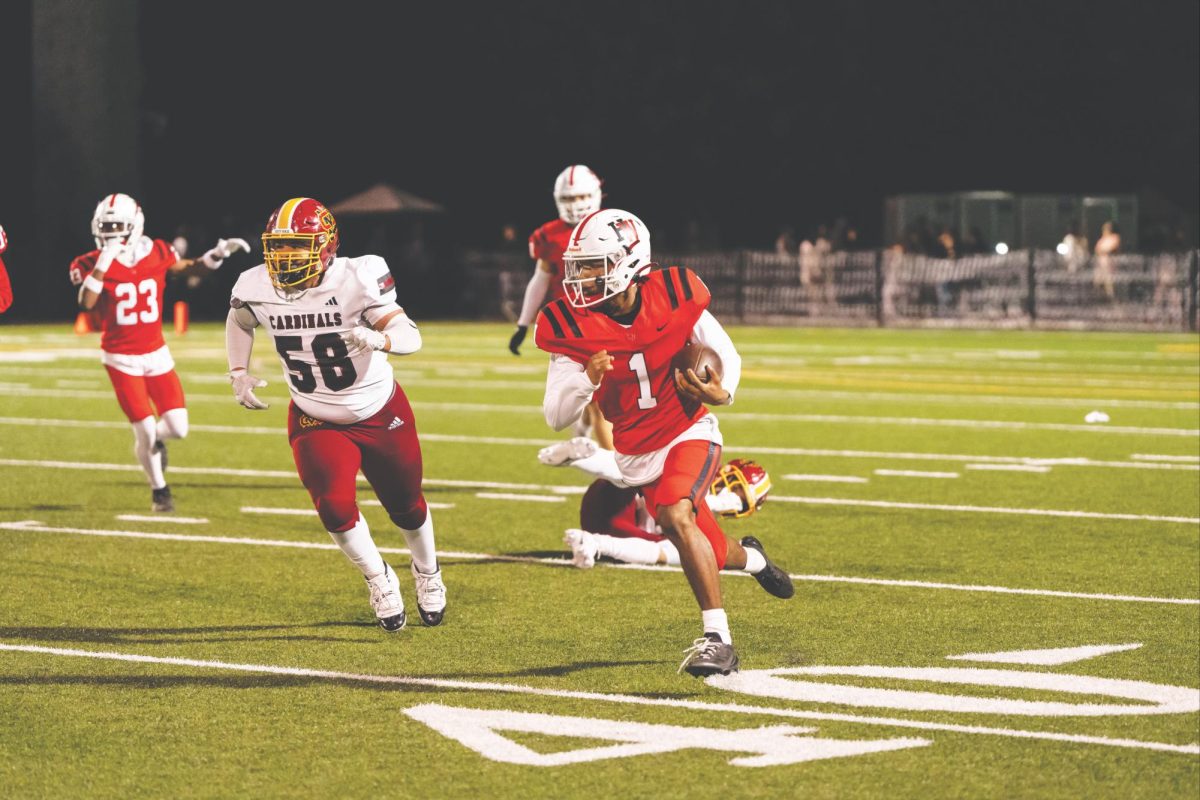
411,563,447,626
365,563,406,631
563,528,599,569
538,436,598,467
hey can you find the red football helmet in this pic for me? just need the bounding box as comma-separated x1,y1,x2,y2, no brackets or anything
710,459,772,518
262,197,339,293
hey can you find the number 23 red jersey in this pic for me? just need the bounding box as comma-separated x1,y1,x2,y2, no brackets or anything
68,238,179,354
535,266,711,455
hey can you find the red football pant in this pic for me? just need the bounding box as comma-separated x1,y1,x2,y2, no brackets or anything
288,384,428,534
580,479,664,542
105,366,186,422
638,439,728,568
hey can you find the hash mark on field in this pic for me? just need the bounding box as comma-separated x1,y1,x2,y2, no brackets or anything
1,520,1196,606
781,474,869,484
475,492,567,503
874,469,959,479
0,643,1194,756
115,514,209,524
965,464,1051,473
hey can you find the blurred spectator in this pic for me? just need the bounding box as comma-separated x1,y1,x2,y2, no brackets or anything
934,226,957,260
1058,223,1089,273
1093,221,1121,299
799,224,832,286
0,224,11,313
960,226,988,255
774,225,796,256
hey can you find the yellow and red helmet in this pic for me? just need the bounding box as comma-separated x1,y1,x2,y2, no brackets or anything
710,458,772,518
262,197,339,292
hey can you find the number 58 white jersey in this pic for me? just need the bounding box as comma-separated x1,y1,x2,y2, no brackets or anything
230,255,405,424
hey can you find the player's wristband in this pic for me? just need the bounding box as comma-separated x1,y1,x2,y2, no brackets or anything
82,273,105,294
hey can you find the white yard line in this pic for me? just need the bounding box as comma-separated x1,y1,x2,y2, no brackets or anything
0,520,1195,607
965,464,1052,474
0,643,1194,756
115,514,208,524
0,458,1191,524
1131,454,1200,463
242,503,454,516
874,469,960,479
781,474,870,484
474,492,567,503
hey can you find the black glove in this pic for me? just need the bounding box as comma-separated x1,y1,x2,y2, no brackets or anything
508,325,528,355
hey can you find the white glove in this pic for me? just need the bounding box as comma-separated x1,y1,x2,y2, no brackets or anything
340,325,387,355
93,240,125,276
200,237,251,269
0,224,7,254
230,371,269,410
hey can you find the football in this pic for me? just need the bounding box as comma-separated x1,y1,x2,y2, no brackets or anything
672,340,723,383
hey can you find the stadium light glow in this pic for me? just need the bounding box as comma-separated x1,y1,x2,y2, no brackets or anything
1056,243,1070,255
995,242,1010,255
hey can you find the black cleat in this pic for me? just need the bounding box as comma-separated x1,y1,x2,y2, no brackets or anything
153,439,168,472
741,536,794,599
151,485,174,513
679,633,740,677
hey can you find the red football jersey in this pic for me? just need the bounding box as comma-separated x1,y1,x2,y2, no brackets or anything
0,255,12,313
536,266,712,455
68,239,178,354
527,218,573,302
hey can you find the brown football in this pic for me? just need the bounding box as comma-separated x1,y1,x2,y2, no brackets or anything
672,340,723,384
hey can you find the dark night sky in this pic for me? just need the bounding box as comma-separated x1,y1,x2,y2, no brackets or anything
129,0,1198,247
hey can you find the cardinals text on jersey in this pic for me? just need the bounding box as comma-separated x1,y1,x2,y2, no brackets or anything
230,255,401,424
68,237,179,354
536,266,712,455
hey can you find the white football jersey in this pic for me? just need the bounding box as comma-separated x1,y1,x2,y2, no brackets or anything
230,255,405,424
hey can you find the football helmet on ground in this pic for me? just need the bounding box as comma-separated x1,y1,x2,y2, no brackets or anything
261,197,339,294
561,208,652,308
710,459,772,518
91,193,145,250
553,165,603,225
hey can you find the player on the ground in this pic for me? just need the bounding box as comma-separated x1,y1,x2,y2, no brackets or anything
511,165,613,448
70,193,248,512
224,197,446,632
536,208,793,677
564,459,773,569
0,225,12,313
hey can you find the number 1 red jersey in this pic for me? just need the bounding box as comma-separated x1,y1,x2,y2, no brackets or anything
68,238,178,354
535,266,711,455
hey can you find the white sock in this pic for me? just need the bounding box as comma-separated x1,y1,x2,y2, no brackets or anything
156,408,189,441
658,540,681,566
401,512,439,574
594,534,662,565
329,514,386,579
742,547,767,574
131,416,166,489
701,608,732,644
569,448,627,487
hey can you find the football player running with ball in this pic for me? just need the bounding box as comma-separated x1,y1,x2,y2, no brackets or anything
224,197,446,632
70,193,249,512
536,209,793,677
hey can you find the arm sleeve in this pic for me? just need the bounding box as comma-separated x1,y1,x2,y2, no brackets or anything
225,305,259,371
690,310,741,403
517,266,553,326
543,354,600,432
380,309,422,355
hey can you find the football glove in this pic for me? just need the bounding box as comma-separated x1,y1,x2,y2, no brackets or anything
508,325,528,355
230,371,269,410
0,225,7,254
199,237,251,269
341,325,387,355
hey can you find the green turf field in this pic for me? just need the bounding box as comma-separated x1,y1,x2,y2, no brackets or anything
0,321,1197,799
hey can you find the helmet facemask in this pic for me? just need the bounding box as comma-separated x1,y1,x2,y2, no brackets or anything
555,189,602,226
261,199,339,300
562,251,649,309
710,461,772,518
91,194,144,252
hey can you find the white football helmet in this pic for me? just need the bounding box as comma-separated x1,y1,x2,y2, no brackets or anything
91,193,145,250
553,165,603,225
562,209,652,308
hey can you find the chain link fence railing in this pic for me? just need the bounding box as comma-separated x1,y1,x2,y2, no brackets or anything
462,249,1200,331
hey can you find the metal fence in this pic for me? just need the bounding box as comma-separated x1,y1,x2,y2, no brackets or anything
464,249,1200,332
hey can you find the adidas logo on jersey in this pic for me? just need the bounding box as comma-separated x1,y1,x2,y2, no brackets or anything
388,417,404,430
326,297,339,306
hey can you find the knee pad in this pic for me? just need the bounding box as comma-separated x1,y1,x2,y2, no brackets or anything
316,496,359,533
387,496,429,531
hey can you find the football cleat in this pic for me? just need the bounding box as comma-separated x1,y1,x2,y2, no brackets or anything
563,528,599,569
741,536,794,599
153,440,168,472
538,436,597,467
411,563,447,626
678,633,740,677
365,563,406,631
151,486,174,513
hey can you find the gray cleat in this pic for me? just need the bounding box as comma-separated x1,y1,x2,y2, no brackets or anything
678,633,740,677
